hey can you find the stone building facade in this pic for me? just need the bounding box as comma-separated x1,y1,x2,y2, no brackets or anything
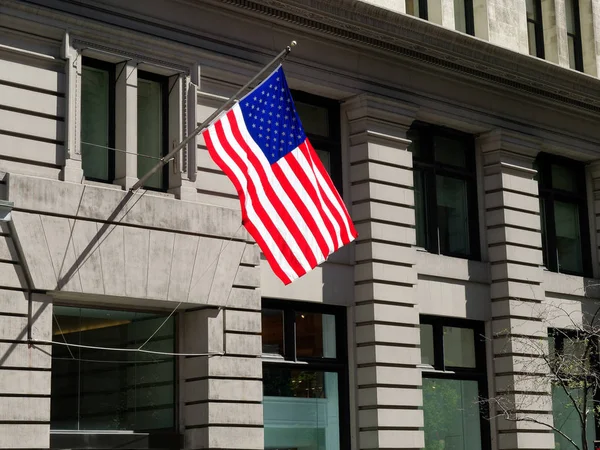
1,0,600,449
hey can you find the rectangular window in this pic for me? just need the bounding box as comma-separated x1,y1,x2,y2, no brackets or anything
565,0,583,71
526,0,545,58
137,72,168,191
50,306,177,447
536,154,591,276
81,58,115,182
262,300,349,450
454,0,475,35
549,330,598,450
409,123,479,259
293,91,342,192
406,0,428,19
420,316,489,450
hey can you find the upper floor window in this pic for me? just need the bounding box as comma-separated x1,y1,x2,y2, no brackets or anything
261,300,349,450
81,58,115,182
454,0,475,35
420,316,489,450
409,122,480,260
406,0,428,19
80,59,170,190
536,154,591,276
137,72,169,191
566,0,583,71
293,91,342,191
526,0,545,58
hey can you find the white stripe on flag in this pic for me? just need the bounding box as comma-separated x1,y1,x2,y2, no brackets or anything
220,110,312,272
206,125,298,281
232,106,326,264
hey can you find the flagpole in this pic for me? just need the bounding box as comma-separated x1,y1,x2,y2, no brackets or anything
130,41,297,191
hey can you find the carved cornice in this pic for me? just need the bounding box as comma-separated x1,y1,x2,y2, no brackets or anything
208,0,600,113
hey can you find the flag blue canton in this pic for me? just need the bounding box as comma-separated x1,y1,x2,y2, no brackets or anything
239,66,306,165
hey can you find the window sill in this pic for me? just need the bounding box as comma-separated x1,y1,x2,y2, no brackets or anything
415,250,490,284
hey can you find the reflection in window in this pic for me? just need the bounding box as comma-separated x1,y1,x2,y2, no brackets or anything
420,324,435,366
423,379,482,450
443,326,476,368
296,312,336,358
138,74,167,190
81,58,114,182
409,123,479,260
262,309,285,356
565,0,583,71
526,0,544,58
51,306,175,431
454,0,474,35
536,154,589,276
264,368,340,449
553,385,595,449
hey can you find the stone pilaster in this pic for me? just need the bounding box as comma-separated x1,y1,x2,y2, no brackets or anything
114,61,138,190
479,130,553,450
542,0,570,67
473,0,529,53
182,243,263,450
345,95,423,450
0,214,52,449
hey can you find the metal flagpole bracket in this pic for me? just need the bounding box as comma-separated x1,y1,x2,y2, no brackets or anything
130,41,298,192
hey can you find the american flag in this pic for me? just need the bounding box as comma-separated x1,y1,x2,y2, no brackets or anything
203,66,357,285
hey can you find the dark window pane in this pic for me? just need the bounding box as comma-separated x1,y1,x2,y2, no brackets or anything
81,65,110,181
423,378,482,450
527,22,538,56
436,175,470,256
262,309,284,356
408,129,424,161
565,0,576,33
443,326,476,368
51,307,175,431
420,324,435,365
414,170,428,248
568,35,577,70
315,148,331,174
138,78,164,189
540,198,549,268
554,200,583,273
406,0,420,16
434,135,467,168
454,0,467,33
296,312,336,358
552,164,578,193
263,368,340,449
295,101,329,137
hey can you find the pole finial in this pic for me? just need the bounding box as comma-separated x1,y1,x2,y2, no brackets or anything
290,40,297,47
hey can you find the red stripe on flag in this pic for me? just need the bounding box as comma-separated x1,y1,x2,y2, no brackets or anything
203,129,292,284
226,111,319,270
213,119,306,279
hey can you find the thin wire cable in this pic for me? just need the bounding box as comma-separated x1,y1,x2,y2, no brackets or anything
137,223,244,351
53,313,75,360
81,142,165,160
51,355,172,364
35,339,223,357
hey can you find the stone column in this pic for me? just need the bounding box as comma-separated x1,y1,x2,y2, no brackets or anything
344,95,423,450
61,32,84,183
479,130,553,450
0,216,52,448
428,0,456,29
182,243,263,450
473,0,529,53
542,0,570,67
580,0,600,76
114,61,138,189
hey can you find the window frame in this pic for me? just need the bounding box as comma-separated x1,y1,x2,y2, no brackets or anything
80,57,116,183
566,0,584,71
290,90,342,193
410,122,480,260
406,0,429,19
261,298,350,449
536,153,591,277
49,303,180,449
526,0,545,58
454,0,475,35
137,70,170,192
420,315,491,450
